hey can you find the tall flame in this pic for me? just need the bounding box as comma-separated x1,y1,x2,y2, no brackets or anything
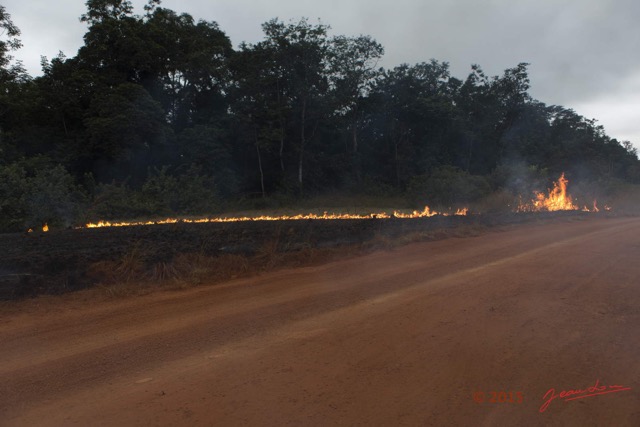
518,173,579,212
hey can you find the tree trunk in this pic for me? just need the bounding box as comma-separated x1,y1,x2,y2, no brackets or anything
393,122,408,188
255,127,266,198
352,105,361,183
276,80,286,173
352,104,359,153
466,137,473,172
395,138,400,188
279,131,285,173
62,114,69,138
298,98,306,192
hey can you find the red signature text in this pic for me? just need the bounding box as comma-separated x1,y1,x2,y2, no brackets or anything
540,379,632,413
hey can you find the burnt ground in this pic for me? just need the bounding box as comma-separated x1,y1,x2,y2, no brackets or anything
0,211,601,300
1,216,639,426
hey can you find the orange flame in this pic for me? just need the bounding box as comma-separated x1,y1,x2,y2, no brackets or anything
392,206,437,219
81,206,468,229
455,207,469,216
517,173,580,212
42,224,49,232
516,174,608,213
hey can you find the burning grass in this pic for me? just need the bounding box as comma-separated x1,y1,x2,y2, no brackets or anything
84,216,571,299
516,173,607,213
1,209,603,301
56,219,491,298
70,172,607,233
4,170,628,301
80,205,469,229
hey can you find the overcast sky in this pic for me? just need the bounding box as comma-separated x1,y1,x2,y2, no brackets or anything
5,0,640,149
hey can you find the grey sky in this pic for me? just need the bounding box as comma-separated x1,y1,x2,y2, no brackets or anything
5,0,640,148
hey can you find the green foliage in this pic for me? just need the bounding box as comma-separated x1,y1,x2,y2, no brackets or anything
25,165,88,228
0,0,639,228
174,166,220,213
0,162,87,231
139,166,180,215
89,166,219,220
0,163,29,230
81,0,134,25
140,166,219,215
84,83,167,162
491,163,549,196
0,4,22,71
88,180,140,219
407,166,491,208
348,176,396,198
176,125,237,196
474,190,519,214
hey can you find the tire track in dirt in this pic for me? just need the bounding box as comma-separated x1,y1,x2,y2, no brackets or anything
1,218,629,377
1,217,639,426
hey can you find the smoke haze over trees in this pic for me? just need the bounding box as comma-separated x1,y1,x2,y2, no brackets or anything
1,0,639,231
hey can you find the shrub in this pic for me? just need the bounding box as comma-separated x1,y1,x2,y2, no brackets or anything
26,165,88,228
140,165,219,215
89,181,143,220
407,166,491,208
491,163,549,196
174,165,219,214
0,162,86,231
0,163,29,231
474,190,519,214
139,166,179,215
89,165,220,220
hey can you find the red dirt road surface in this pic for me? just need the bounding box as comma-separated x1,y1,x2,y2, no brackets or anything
1,217,639,426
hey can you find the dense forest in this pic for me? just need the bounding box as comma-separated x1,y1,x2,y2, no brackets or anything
1,0,639,231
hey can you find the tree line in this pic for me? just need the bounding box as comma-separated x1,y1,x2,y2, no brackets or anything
1,0,638,231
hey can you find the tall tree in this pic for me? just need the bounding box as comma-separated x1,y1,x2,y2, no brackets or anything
80,0,134,25
367,61,456,187
0,5,29,161
229,42,284,197
83,82,168,183
329,35,383,154
145,7,233,131
0,5,21,70
260,18,331,193
492,62,532,157
328,35,383,182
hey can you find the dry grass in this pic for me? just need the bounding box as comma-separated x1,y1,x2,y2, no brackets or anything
173,253,250,284
96,282,149,298
81,221,495,299
86,242,147,285
472,191,519,214
255,238,283,268
296,193,410,211
608,185,640,215
361,223,487,253
149,261,180,282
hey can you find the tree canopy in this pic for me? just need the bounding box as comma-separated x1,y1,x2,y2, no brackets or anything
0,1,638,231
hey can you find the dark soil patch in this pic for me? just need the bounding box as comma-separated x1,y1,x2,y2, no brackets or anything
0,211,599,300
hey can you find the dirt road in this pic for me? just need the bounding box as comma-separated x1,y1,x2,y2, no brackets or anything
1,217,639,426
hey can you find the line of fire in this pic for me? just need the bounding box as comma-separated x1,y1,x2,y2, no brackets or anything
25,173,610,233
